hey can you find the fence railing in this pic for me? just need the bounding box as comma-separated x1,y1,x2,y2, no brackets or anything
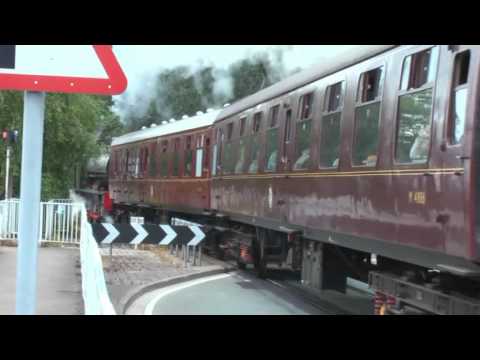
0,199,83,244
0,199,20,240
40,202,83,244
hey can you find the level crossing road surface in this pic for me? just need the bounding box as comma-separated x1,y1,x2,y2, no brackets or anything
127,271,330,315
0,246,83,315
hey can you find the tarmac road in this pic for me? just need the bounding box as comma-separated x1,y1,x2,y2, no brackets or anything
136,271,327,315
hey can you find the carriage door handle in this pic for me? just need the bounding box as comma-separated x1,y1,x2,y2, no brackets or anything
455,155,469,175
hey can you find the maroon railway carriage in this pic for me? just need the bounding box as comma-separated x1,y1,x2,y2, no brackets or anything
108,45,480,314
210,45,480,313
108,110,218,222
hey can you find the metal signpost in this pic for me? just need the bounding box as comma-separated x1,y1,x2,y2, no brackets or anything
16,92,45,314
0,45,127,314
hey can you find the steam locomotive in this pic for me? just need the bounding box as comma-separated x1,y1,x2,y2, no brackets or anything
105,45,480,314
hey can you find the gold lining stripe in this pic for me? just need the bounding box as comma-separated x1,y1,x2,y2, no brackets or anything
109,168,464,182
110,178,210,183
215,169,464,180
217,167,463,177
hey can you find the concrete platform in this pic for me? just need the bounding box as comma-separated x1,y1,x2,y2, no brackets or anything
0,246,83,315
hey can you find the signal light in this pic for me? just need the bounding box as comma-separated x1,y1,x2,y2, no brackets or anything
2,129,19,144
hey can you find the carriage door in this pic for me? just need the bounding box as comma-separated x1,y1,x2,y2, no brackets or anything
442,46,471,256
275,107,293,223
279,108,293,172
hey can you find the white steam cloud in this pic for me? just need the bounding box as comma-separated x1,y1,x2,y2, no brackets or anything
112,45,300,124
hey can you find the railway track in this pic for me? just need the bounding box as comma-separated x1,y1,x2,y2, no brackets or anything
204,254,372,315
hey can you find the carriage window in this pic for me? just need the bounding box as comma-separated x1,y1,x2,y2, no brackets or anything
222,126,235,175
172,138,181,176
293,120,312,170
282,109,292,162
204,137,210,171
133,149,138,176
195,148,203,177
125,150,129,175
113,150,118,176
298,93,314,120
227,123,234,140
400,56,412,91
235,137,248,174
212,143,218,176
253,112,263,133
149,143,157,177
265,128,279,172
324,82,344,112
222,142,232,174
285,110,292,142
320,81,344,168
160,140,169,177
400,46,439,91
130,147,140,177
353,103,381,166
357,67,384,103
269,105,280,127
142,147,149,176
216,128,224,173
223,141,235,174
450,51,470,145
320,114,342,168
184,136,193,177
133,148,139,176
139,147,144,175
395,48,438,164
395,88,433,163
248,135,260,173
353,67,384,166
240,117,247,136
138,148,144,175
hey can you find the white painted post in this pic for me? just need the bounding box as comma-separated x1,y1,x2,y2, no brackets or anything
15,91,46,315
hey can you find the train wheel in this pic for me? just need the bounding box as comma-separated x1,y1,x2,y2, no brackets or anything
253,228,268,278
254,257,267,279
237,260,247,270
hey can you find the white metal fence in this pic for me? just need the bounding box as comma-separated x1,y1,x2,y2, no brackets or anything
0,199,20,240
40,201,84,244
0,199,84,244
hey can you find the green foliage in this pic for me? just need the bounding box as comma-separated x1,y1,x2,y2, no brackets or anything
0,91,122,200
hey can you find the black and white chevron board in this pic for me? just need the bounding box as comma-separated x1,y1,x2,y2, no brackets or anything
91,223,206,246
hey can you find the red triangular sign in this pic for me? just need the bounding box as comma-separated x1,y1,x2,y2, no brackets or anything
0,45,127,95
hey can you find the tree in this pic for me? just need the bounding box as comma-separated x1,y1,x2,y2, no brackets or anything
0,91,120,200
228,51,287,101
123,51,291,132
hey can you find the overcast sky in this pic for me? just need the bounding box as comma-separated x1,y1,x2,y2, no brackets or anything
111,45,360,118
